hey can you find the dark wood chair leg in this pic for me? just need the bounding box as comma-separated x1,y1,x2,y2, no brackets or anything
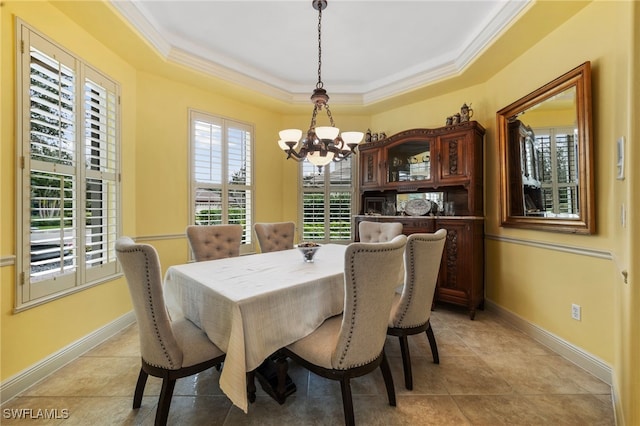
133,368,148,409
379,351,396,406
398,335,413,390
339,377,355,426
155,378,177,426
247,371,256,403
426,323,439,364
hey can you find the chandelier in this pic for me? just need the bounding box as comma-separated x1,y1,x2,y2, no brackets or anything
278,0,364,170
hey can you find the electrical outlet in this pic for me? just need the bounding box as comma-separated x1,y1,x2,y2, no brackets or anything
571,304,581,321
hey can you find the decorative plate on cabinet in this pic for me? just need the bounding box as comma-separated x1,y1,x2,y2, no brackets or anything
404,199,431,216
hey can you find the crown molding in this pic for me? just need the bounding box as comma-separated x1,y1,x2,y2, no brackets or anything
167,47,295,103
111,0,531,106
111,0,171,57
455,0,531,72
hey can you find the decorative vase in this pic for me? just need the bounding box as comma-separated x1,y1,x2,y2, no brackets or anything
383,201,396,216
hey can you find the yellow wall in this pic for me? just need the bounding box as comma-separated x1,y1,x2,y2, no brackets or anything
523,107,576,128
371,1,637,423
619,2,640,424
2,0,639,424
0,0,138,376
133,71,284,235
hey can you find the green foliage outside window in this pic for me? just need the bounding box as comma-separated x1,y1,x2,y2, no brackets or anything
195,208,247,226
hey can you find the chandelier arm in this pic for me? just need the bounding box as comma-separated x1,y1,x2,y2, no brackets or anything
287,145,306,161
287,151,305,162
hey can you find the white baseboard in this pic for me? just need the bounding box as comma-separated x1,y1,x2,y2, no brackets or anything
0,311,136,404
485,299,612,385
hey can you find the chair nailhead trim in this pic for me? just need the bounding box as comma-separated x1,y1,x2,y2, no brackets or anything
118,245,176,369
396,242,415,325
337,244,401,369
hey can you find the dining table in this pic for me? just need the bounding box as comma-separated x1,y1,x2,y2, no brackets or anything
163,243,348,413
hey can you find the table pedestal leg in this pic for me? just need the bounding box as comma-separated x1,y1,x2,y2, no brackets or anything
255,355,296,404
246,371,257,403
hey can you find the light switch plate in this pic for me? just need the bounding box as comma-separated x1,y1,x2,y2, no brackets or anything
616,137,625,180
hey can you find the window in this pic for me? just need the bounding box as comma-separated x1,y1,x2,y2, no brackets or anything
16,23,120,308
534,127,579,216
189,111,254,253
300,158,355,242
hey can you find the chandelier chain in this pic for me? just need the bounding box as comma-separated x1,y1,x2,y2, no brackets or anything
325,104,335,127
310,104,319,129
316,5,323,89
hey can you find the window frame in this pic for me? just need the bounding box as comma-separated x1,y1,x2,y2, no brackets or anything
188,109,255,255
298,157,358,243
15,20,121,311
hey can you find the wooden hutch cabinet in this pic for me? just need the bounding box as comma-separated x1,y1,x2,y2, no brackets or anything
355,121,485,319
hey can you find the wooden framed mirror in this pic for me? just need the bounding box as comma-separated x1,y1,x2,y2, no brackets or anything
497,62,594,234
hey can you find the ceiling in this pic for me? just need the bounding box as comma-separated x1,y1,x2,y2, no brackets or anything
112,0,531,105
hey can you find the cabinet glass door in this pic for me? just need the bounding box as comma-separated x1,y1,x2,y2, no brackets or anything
386,139,433,184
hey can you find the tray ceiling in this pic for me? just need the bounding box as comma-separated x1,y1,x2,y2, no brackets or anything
113,0,530,105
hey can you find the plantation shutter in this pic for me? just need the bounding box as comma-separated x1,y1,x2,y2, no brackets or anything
300,157,354,242
25,32,79,299
190,111,254,251
83,69,119,282
18,23,121,307
536,128,579,215
226,124,252,244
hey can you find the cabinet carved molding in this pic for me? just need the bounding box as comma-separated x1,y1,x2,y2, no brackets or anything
447,140,459,175
444,229,458,289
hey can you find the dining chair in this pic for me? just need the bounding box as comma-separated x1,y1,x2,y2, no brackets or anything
115,237,226,426
358,221,403,242
387,229,447,390
254,221,295,253
282,235,408,426
186,224,242,261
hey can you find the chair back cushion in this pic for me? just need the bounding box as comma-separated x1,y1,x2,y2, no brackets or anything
358,221,403,243
115,237,184,369
390,229,447,328
254,222,295,253
333,235,407,369
186,224,242,261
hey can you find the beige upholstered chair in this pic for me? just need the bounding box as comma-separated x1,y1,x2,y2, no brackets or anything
358,221,403,242
387,229,447,390
186,224,242,261
254,222,295,253
282,235,408,426
115,237,225,426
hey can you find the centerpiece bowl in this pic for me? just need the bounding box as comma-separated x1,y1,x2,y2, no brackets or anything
297,242,321,263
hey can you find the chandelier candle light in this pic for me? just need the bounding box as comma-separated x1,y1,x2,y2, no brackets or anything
278,0,364,170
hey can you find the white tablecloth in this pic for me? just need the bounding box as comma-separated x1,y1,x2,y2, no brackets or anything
163,244,347,412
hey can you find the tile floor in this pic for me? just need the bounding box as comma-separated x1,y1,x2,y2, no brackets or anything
2,306,615,425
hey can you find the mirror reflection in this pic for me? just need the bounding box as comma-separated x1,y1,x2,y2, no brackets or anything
508,86,579,218
498,62,594,234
